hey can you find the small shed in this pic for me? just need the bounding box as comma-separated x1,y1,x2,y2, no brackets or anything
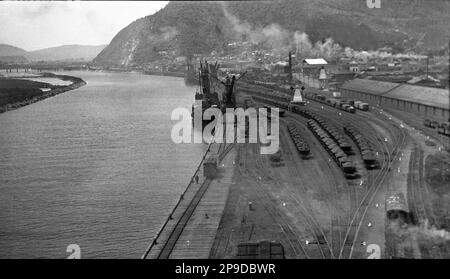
302,58,329,79
386,193,409,222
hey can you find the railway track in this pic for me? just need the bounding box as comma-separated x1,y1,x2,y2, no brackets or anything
249,93,410,258
237,143,310,258
409,148,432,225
312,103,449,259
156,178,213,259
245,101,337,258
408,147,447,259
253,97,366,257
257,104,337,258
304,100,408,259
284,115,344,258
143,141,235,259
319,106,408,259
277,100,392,259
265,134,333,258
242,88,450,259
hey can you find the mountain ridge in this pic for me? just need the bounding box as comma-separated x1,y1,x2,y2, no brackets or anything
92,0,450,67
0,43,107,62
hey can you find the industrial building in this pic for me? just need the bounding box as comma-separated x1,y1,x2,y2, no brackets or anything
339,79,450,122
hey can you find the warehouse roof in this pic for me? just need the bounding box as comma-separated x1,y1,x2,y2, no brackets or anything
340,79,400,95
303,58,328,65
341,78,449,110
386,84,449,109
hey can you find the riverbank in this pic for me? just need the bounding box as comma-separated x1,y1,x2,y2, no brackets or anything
0,73,86,114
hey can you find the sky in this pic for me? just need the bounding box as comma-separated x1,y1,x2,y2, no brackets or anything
0,1,168,51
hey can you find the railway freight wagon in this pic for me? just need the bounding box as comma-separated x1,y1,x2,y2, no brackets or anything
315,118,353,155
290,105,354,156
307,119,357,179
353,101,369,111
287,122,311,159
425,120,450,137
343,125,378,169
250,96,374,174
250,93,358,179
437,122,450,137
304,92,357,114
305,89,371,113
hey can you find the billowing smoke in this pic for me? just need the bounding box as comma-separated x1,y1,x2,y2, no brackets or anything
220,2,343,59
220,2,426,61
147,26,178,42
414,220,450,243
388,219,449,258
160,26,178,41
391,220,450,245
220,2,292,55
313,38,343,59
293,31,312,56
252,24,292,53
343,47,427,61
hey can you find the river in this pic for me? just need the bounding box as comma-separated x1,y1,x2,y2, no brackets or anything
0,71,206,258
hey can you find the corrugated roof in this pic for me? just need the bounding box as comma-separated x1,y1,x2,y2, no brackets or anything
341,79,399,95
386,85,449,109
341,78,449,109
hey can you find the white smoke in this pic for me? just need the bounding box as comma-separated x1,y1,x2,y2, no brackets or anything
294,31,312,56
147,26,178,42
160,26,178,41
343,47,427,61
220,2,427,61
220,2,292,55
414,220,450,242
220,2,343,59
391,219,450,245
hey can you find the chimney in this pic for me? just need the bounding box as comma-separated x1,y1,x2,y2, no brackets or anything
288,52,293,82
288,52,292,71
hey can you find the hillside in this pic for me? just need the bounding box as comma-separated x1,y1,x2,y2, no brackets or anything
93,0,450,67
0,44,28,57
29,45,107,61
0,43,106,62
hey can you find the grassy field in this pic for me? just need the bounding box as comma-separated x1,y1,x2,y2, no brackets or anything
0,78,53,107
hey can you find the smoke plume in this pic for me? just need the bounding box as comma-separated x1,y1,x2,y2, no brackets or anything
220,2,343,59
147,26,178,42
220,2,426,61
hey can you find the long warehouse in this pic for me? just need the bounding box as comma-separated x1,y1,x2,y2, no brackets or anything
339,79,449,122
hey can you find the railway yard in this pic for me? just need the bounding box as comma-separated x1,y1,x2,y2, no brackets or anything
144,81,449,259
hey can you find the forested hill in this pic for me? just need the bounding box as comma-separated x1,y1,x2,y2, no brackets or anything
93,0,450,66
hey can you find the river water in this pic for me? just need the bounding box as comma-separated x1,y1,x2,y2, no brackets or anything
0,71,207,258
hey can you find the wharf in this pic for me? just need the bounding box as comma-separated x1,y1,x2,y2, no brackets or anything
143,142,236,259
